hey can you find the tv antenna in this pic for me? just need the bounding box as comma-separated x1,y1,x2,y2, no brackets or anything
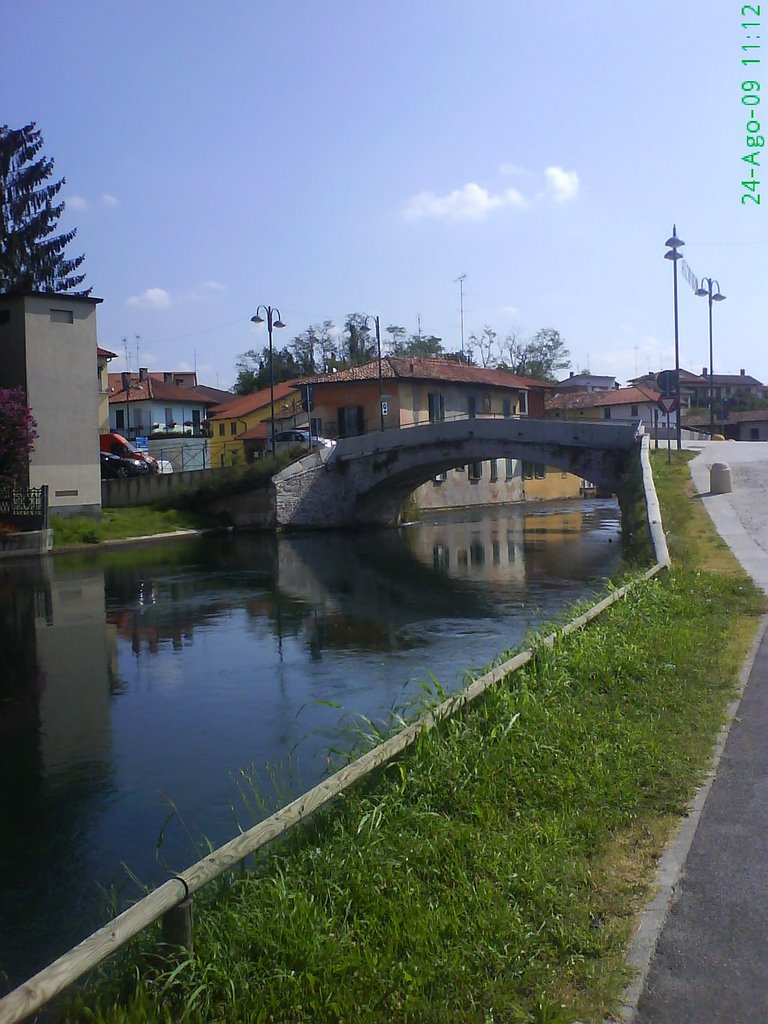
454,274,467,353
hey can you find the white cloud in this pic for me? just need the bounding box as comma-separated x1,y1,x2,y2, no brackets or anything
126,287,172,310
202,280,226,292
402,182,527,222
101,194,119,207
544,166,580,203
67,195,89,211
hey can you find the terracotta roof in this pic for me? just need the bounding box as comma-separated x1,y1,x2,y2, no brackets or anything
97,346,118,359
301,357,551,391
546,385,661,411
208,380,300,419
109,377,223,405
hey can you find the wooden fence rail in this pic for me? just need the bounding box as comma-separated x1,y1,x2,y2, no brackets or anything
0,437,668,1024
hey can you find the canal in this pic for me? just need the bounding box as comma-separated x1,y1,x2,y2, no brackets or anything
0,499,622,989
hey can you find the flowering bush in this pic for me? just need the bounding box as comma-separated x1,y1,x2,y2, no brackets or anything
0,388,38,486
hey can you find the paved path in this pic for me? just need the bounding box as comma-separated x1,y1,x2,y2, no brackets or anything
631,441,768,1023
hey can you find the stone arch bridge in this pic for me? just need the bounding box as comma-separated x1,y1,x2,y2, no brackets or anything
271,417,643,529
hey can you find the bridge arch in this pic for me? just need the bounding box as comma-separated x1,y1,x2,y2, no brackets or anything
273,418,642,528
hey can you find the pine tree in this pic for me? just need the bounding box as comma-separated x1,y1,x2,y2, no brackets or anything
0,122,89,295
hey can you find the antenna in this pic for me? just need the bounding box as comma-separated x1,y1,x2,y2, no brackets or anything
135,334,141,372
417,314,422,342
454,274,467,353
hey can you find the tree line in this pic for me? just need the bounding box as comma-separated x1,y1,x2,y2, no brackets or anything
234,320,571,395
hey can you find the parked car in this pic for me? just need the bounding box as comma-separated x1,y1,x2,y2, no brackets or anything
272,429,336,450
100,451,154,479
100,432,160,473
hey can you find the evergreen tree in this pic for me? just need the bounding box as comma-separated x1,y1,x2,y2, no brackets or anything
0,122,89,295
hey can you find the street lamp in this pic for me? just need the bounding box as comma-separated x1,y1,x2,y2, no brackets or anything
695,278,726,437
360,315,385,431
251,305,286,454
664,225,684,449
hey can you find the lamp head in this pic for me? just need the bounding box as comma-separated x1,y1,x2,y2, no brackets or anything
713,292,726,302
665,226,684,248
695,287,708,297
274,319,286,329
664,250,682,261
251,314,265,324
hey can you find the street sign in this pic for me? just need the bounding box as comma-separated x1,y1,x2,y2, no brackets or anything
134,435,149,450
656,369,678,397
657,396,678,415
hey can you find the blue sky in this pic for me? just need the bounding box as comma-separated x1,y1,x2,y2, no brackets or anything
6,0,765,388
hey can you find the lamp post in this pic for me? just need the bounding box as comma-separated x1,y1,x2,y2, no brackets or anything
251,305,286,454
664,226,684,449
695,278,726,438
361,315,385,431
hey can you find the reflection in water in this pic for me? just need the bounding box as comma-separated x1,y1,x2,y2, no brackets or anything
0,500,621,988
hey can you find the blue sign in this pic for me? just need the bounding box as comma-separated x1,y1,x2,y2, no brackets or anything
134,435,149,450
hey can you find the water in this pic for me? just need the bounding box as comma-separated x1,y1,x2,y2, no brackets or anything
0,499,622,989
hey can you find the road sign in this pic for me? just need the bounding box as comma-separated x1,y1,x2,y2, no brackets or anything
656,369,679,397
657,396,678,415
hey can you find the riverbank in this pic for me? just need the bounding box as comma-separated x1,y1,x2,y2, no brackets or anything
45,451,763,1024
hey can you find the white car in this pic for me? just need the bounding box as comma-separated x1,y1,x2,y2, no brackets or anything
272,430,336,451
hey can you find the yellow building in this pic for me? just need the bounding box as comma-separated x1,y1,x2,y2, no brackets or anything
208,381,301,467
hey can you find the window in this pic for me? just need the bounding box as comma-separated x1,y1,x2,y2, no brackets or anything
433,471,447,484
519,392,528,414
115,409,125,430
631,405,639,416
492,540,501,566
433,544,449,571
505,458,515,480
603,407,611,419
467,395,477,418
502,398,512,418
338,405,365,437
230,421,238,435
165,408,174,427
468,461,483,481
482,393,492,414
50,308,73,324
490,459,498,482
470,542,485,565
428,392,445,421
218,423,225,437
192,409,201,431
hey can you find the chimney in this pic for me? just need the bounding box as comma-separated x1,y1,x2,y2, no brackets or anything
139,367,148,381
569,371,574,378
702,367,707,377
121,371,131,393
740,368,745,376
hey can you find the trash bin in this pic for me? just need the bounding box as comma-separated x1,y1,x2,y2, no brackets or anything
710,462,732,495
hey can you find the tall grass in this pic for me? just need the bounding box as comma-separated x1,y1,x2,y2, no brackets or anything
60,453,765,1024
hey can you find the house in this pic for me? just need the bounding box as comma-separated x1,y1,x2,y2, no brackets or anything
545,385,671,433
108,368,221,438
685,368,768,407
207,381,302,467
300,357,581,511
555,372,617,392
97,346,117,431
685,409,768,441
0,291,104,516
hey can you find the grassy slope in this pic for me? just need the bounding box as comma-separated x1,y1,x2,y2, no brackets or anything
64,452,765,1024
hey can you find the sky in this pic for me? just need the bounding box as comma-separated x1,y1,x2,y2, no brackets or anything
5,0,766,389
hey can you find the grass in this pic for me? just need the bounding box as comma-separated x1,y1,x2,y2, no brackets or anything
50,506,209,547
59,451,765,1024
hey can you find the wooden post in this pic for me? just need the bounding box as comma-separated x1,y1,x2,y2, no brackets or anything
161,897,194,953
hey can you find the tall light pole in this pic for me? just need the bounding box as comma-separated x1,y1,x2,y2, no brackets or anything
695,278,726,437
454,274,467,355
361,315,385,430
250,305,286,454
664,226,684,449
